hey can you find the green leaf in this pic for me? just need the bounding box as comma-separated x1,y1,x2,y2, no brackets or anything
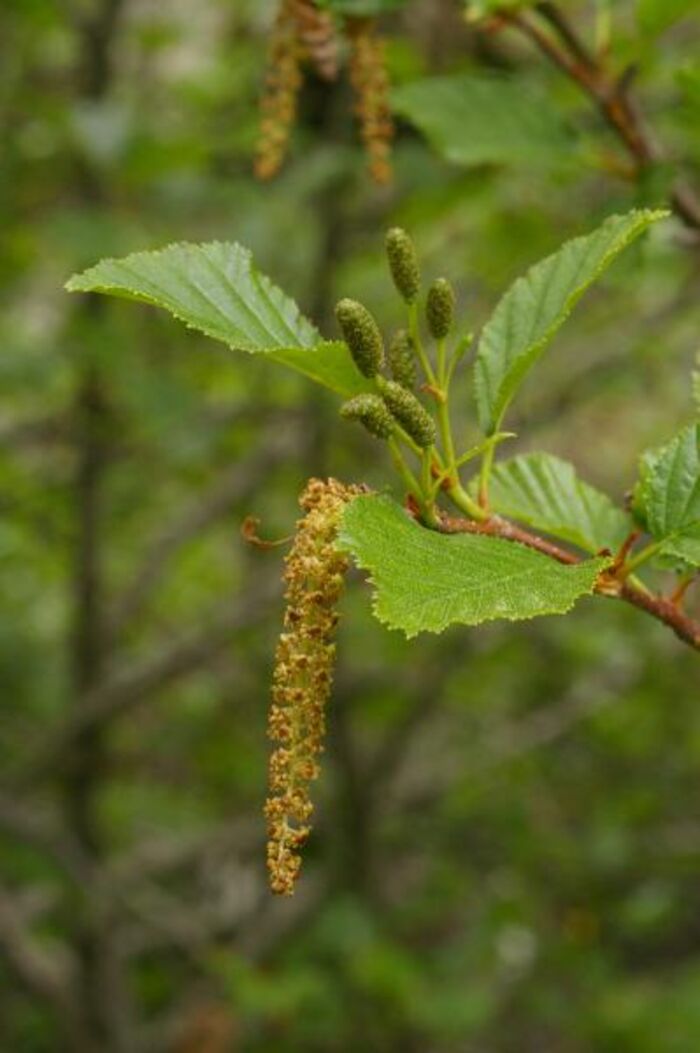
477,453,630,554
320,0,406,12
392,74,573,168
474,209,668,435
693,352,700,416
635,423,700,566
339,494,608,637
637,0,698,35
66,242,372,397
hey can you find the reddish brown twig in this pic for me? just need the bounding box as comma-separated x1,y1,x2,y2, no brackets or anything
438,511,700,652
496,5,700,236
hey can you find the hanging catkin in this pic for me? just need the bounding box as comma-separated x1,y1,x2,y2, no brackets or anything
255,1,304,181
289,0,339,82
264,478,362,895
347,16,394,185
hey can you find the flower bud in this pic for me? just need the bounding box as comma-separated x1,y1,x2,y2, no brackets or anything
426,277,455,340
385,227,420,304
387,329,417,389
335,298,384,378
378,378,436,449
340,394,395,439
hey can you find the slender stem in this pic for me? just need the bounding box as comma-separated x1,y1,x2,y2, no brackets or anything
408,302,436,386
621,538,665,576
446,332,474,387
388,437,422,498
421,448,438,525
390,436,439,526
478,438,496,509
455,432,515,469
446,480,489,522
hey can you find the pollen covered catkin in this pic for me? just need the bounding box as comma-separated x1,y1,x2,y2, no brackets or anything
347,17,394,185
265,479,362,896
255,2,304,180
289,0,339,81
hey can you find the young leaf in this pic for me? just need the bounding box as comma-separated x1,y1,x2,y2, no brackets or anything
476,453,630,554
635,423,700,566
474,209,668,435
338,494,608,638
66,242,373,397
392,74,573,168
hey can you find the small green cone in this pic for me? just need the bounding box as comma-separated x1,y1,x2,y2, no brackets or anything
340,394,395,439
335,299,384,378
426,277,455,340
385,228,420,304
378,378,436,449
387,329,417,389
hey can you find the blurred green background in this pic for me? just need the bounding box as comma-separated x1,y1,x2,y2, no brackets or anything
1,1,700,1050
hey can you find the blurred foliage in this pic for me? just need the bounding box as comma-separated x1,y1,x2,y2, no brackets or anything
1,1,699,1051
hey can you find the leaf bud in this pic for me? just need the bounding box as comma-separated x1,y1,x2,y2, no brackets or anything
335,298,384,378
426,277,455,340
377,377,436,449
385,227,420,304
340,394,395,440
387,329,417,389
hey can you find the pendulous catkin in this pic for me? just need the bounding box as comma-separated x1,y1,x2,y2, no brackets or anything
347,17,394,185
289,0,339,82
265,478,363,895
255,2,304,181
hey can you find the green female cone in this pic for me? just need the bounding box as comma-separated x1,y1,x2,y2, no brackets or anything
335,299,384,378
340,394,395,439
426,277,455,340
385,228,420,304
387,329,417,389
378,378,436,449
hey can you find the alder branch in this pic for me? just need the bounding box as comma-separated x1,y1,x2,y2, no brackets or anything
438,512,700,652
495,4,700,235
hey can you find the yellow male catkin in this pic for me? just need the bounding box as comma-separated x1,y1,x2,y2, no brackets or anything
255,2,304,181
347,17,394,185
265,478,362,895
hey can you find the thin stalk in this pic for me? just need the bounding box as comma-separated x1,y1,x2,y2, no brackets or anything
446,480,489,522
388,436,441,527
621,538,664,576
445,332,474,388
478,438,496,509
408,302,436,386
